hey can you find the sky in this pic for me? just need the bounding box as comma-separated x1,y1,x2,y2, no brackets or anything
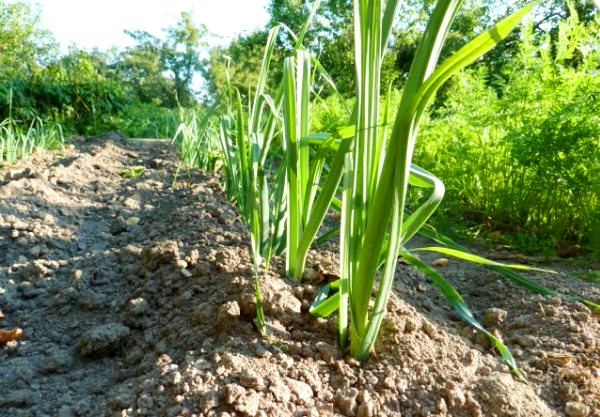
35,0,271,52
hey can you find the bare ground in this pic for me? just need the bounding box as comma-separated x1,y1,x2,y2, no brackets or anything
0,135,598,417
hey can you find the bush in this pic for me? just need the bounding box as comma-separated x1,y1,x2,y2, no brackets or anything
111,104,180,138
416,14,600,251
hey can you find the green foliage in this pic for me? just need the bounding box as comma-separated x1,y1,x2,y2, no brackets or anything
416,11,600,250
172,109,222,172
0,1,129,134
0,1,56,74
118,12,207,107
574,269,600,285
0,1,57,119
203,31,276,99
38,48,129,134
118,31,176,106
1,3,206,139
162,12,207,106
310,94,353,132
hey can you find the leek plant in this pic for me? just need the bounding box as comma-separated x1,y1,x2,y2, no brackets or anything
0,117,64,165
217,26,287,265
215,27,287,335
280,49,347,279
214,2,335,331
320,0,541,380
343,0,524,359
314,0,598,381
171,108,223,188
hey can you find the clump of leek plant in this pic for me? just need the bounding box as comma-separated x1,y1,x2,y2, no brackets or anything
213,20,327,333
197,0,600,380
307,0,599,382
281,48,347,279
0,117,64,165
213,2,339,333
335,0,538,365
172,109,222,174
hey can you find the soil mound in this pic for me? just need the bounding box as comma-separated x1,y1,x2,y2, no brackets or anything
1,137,598,416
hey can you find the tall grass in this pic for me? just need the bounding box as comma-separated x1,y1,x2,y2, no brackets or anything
0,117,64,165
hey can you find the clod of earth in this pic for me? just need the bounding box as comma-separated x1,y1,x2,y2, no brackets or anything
0,327,23,344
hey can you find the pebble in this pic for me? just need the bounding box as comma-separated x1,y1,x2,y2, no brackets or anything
254,343,271,358
221,383,245,405
335,387,359,415
216,301,241,326
40,348,73,374
573,312,589,323
239,369,265,391
287,378,314,405
78,290,106,311
517,335,537,349
127,297,149,315
218,210,237,225
356,391,376,417
58,405,76,417
270,380,292,403
446,386,466,407
109,217,129,235
404,317,420,332
29,245,44,258
564,401,589,417
0,389,41,408
200,390,220,413
483,307,508,327
278,354,295,369
234,392,260,416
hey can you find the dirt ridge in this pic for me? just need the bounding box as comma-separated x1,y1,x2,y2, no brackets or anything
1,136,598,417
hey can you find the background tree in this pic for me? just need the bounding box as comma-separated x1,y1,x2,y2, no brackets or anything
0,0,57,119
119,12,207,107
118,30,176,106
202,30,273,99
161,12,207,106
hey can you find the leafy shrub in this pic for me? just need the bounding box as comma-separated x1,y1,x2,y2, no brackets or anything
112,104,180,138
416,12,600,250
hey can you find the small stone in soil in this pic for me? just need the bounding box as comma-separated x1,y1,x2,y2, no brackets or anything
564,401,589,417
239,369,265,391
221,383,245,404
483,307,508,327
287,378,314,405
216,301,241,326
269,380,291,403
40,347,73,374
109,217,129,235
335,387,359,415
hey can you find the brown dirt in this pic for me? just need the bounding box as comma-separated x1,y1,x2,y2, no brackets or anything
1,135,598,417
